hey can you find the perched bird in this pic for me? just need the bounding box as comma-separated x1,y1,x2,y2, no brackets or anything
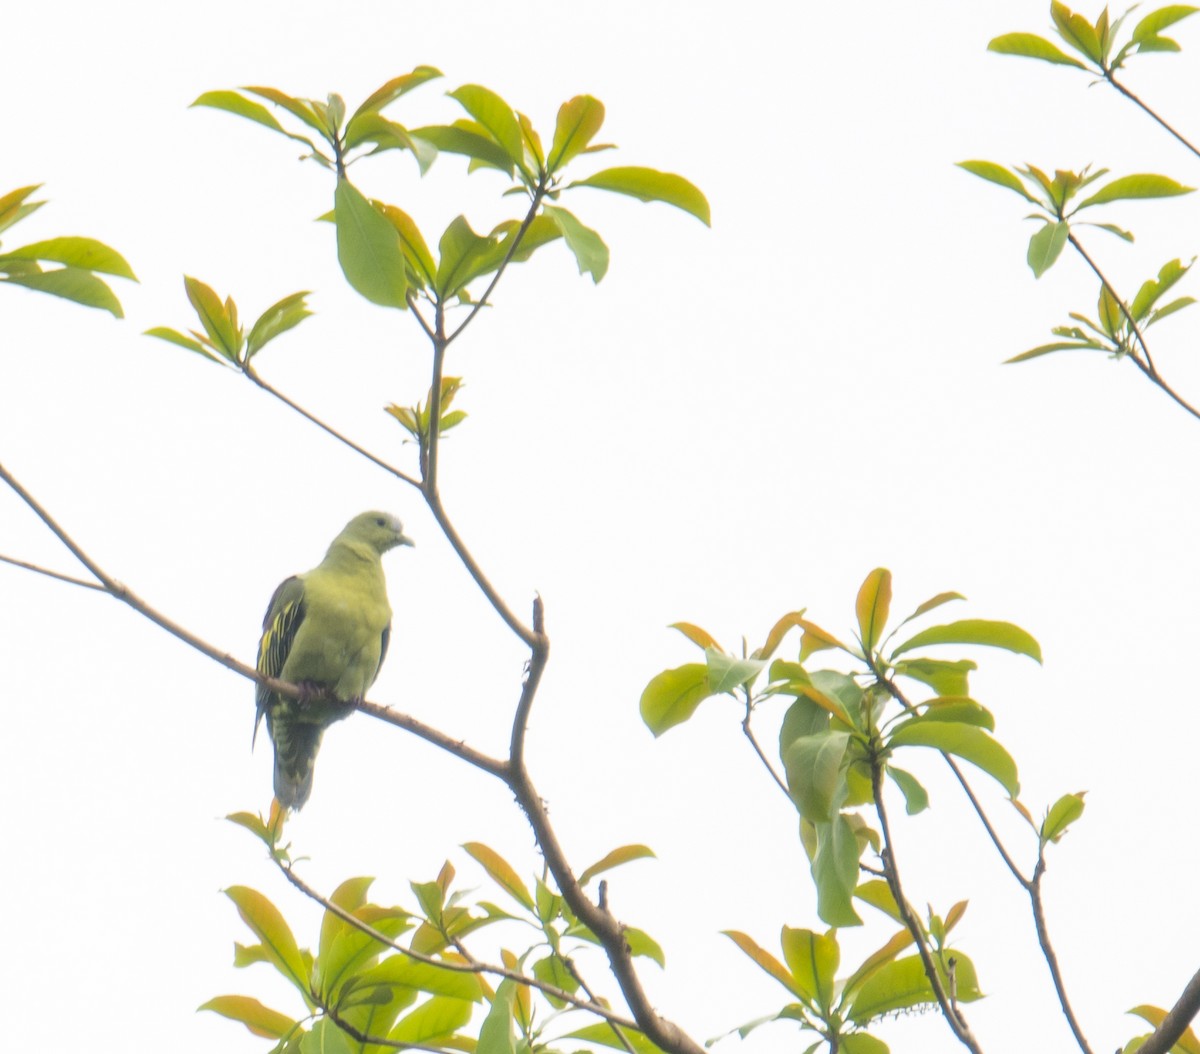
254,511,413,809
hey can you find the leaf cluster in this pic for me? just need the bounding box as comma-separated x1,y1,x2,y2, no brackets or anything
212,811,665,1053
0,186,136,317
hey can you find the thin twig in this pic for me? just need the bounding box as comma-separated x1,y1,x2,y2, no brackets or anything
562,955,638,1054
870,756,983,1054
741,695,791,802
1106,74,1200,160
0,552,106,591
243,364,422,487
1029,859,1095,1054
319,1004,440,1052
509,596,547,768
445,182,550,348
1067,233,1200,421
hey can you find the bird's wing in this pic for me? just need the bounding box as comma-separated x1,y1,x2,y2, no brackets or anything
254,574,306,747
376,621,392,682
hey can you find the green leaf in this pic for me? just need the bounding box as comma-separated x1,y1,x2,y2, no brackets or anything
1132,5,1200,44
842,928,915,999
2,236,135,279
0,185,45,235
3,267,123,317
564,1022,663,1054
891,618,1042,663
462,842,535,911
847,952,981,1023
300,1018,352,1054
570,166,711,225
887,766,930,815
334,179,409,308
1148,295,1196,324
640,663,714,735
447,85,526,170
1005,340,1105,363
855,568,892,652
477,979,518,1054
889,719,1020,796
811,815,863,927
199,995,296,1039
543,204,609,282
669,621,722,651
1051,2,1104,62
1130,258,1193,320
1128,1005,1200,1054
388,995,473,1045
1027,220,1070,278
917,697,995,731
434,214,498,298
245,86,328,138
624,926,666,967
842,1033,890,1054
578,844,655,887
753,610,808,660
723,930,805,998
1041,791,1086,844
184,276,239,355
1098,284,1124,337
855,880,903,923
376,204,437,287
706,648,767,694
1078,173,1194,209
191,90,287,133
359,955,483,1002
783,730,851,822
349,67,443,123
411,123,515,176
892,658,975,696
548,95,606,172
987,32,1089,68
224,886,311,996
246,291,312,357
781,927,839,1011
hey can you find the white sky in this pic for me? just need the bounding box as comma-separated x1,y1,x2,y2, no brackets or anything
4,1,1200,1052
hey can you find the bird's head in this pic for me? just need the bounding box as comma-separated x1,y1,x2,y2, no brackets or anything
338,511,415,554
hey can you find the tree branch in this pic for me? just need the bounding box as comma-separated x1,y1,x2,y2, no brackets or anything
1105,74,1200,161
1134,967,1200,1054
742,694,792,802
242,364,421,487
1028,858,1095,1054
870,756,984,1054
0,551,106,591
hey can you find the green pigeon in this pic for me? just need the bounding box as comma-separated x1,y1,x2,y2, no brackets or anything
254,511,413,809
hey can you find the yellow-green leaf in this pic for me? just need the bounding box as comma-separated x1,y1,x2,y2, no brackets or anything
570,166,710,225
855,568,892,652
462,842,535,911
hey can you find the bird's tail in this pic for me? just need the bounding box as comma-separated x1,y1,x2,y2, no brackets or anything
272,722,324,810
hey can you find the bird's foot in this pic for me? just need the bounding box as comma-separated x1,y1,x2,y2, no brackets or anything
295,681,328,712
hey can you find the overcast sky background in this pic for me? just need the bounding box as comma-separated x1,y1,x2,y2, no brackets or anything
4,1,1200,1051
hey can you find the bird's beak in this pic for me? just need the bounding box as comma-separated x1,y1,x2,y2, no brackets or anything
399,533,415,548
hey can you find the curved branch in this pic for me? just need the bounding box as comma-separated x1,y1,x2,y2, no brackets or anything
1030,860,1095,1054
742,694,791,802
1134,968,1200,1054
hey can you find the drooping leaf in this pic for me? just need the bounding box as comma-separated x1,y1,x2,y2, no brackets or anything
1027,220,1070,278
3,267,124,317
640,663,714,735
543,204,609,282
753,610,808,660
376,205,437,287
889,719,1020,796
2,236,135,278
199,996,296,1039
1005,340,1106,363
811,815,864,927
892,657,975,696
477,979,518,1054
891,618,1041,663
411,123,515,176
783,730,851,822
570,166,710,225
669,621,722,652
434,214,498,298
334,180,409,308
1131,6,1200,45
887,766,930,815
191,91,287,134
987,32,1089,68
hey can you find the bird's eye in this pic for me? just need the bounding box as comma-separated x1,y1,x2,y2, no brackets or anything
375,517,386,527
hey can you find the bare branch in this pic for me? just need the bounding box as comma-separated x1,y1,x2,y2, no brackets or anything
1106,74,1200,161
742,694,791,802
242,364,422,487
0,552,106,592
1029,859,1095,1054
